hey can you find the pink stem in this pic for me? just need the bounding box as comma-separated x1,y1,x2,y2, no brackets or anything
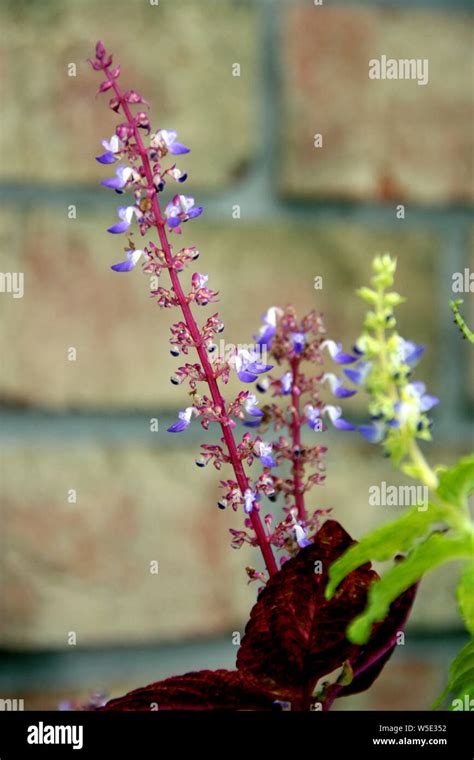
290,357,306,522
103,66,278,577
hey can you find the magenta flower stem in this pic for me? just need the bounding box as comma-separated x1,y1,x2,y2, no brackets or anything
290,357,306,522
102,63,278,577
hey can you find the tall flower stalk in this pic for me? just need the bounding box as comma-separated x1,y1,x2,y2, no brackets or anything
90,41,277,576
246,306,357,558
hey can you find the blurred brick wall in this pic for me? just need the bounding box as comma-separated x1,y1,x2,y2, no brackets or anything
0,0,472,653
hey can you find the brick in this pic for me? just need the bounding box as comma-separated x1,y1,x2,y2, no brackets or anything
1,444,256,648
281,7,474,204
0,0,257,188
0,440,466,650
0,207,440,408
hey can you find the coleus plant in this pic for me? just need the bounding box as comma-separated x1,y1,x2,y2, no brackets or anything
323,256,474,709
83,41,463,711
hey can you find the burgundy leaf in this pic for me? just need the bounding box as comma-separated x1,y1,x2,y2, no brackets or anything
99,669,275,711
236,520,378,709
97,520,417,711
336,582,418,698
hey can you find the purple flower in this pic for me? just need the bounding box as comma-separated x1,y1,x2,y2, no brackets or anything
164,165,188,184
165,194,203,231
357,421,386,444
254,441,276,468
344,361,372,386
167,406,196,433
111,248,145,272
230,348,273,383
294,524,312,549
101,165,137,191
290,332,306,355
305,403,355,432
321,372,357,398
244,393,264,418
321,340,357,364
151,129,190,155
396,338,425,366
394,382,439,426
96,134,122,164
304,404,323,431
280,371,293,395
324,405,356,430
107,206,140,234
256,307,282,349
243,488,258,514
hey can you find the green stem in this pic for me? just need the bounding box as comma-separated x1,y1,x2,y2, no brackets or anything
407,438,439,491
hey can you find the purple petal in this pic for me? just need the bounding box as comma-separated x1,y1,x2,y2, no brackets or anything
257,325,275,349
261,455,277,468
357,424,382,442
333,417,356,431
111,260,135,272
248,407,264,417
246,362,273,375
243,420,262,428
167,420,189,433
107,221,130,234
334,387,357,398
167,216,181,229
169,143,190,155
178,173,188,183
187,206,203,219
344,368,364,384
101,178,124,189
420,395,439,412
96,152,117,164
238,370,258,383
334,350,358,364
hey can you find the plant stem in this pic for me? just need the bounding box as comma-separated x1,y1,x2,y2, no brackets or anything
104,67,278,576
407,439,439,491
290,357,306,522
375,286,438,492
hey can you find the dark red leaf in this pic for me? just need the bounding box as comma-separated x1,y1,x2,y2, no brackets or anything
97,520,417,711
99,669,275,711
236,520,378,709
337,582,418,698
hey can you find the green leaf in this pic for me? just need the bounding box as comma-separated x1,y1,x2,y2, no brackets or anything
326,503,446,600
457,561,474,636
433,638,474,710
347,533,473,644
436,454,474,508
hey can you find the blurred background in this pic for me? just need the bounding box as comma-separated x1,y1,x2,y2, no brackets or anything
0,0,473,710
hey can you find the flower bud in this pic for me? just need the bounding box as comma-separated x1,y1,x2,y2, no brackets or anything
96,40,106,60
